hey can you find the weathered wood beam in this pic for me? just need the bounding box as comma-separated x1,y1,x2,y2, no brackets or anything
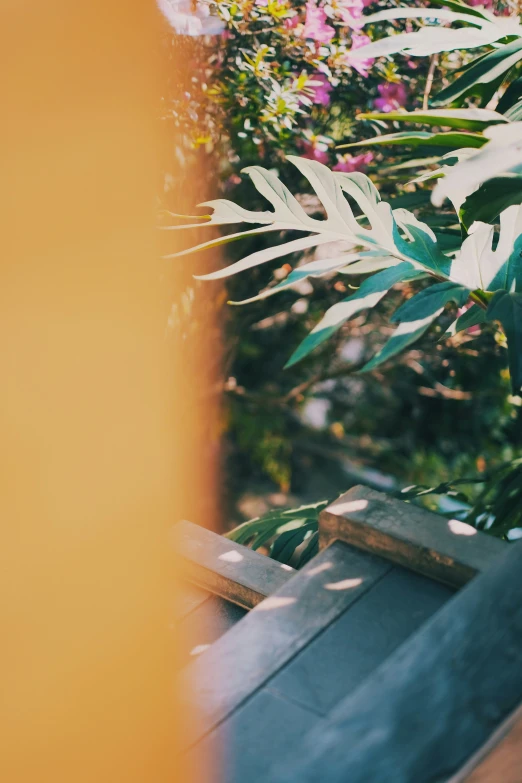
270,540,522,783
179,541,392,748
173,520,295,610
319,485,506,588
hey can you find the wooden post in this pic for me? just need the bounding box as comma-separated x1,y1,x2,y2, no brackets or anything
319,485,506,588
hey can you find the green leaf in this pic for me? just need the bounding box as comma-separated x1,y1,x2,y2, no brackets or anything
459,175,522,231
357,109,508,132
295,531,319,568
381,157,442,174
285,262,420,367
225,501,328,568
391,209,451,277
489,206,522,292
432,38,522,108
339,131,486,151
390,281,470,323
226,501,328,552
487,290,522,392
497,76,522,116
443,303,487,338
270,523,316,565
428,0,495,21
505,97,522,122
362,282,470,371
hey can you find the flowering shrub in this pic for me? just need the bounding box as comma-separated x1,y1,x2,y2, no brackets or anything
162,0,439,180
169,0,522,556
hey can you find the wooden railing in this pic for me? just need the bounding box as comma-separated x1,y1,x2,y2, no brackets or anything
175,486,522,782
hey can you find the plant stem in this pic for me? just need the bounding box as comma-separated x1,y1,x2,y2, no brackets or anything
423,54,439,111
470,290,493,310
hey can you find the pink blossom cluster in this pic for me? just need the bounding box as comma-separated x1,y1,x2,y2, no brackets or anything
373,81,408,113
307,73,333,106
302,0,335,42
302,0,377,42
335,0,364,28
343,33,374,77
333,151,374,172
300,131,332,164
300,129,374,173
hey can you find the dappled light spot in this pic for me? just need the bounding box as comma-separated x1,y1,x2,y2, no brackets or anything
255,596,297,611
306,561,333,577
280,563,293,571
218,549,244,563
190,644,211,657
330,498,368,515
448,519,477,537
324,577,363,591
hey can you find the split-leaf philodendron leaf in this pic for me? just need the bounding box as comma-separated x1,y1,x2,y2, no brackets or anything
170,157,522,391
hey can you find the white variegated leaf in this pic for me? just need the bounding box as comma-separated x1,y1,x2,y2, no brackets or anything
432,123,522,209
362,282,470,371
351,7,522,60
338,255,396,275
449,205,522,292
229,252,397,305
228,255,360,305
285,262,421,367
194,234,334,281
171,159,449,281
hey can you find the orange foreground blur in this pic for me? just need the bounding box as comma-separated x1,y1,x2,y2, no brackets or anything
0,3,216,782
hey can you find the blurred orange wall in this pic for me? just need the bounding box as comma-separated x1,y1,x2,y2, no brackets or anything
0,3,215,781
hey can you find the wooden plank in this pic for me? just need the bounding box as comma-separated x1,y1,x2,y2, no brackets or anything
179,541,392,747
269,565,453,716
173,519,295,610
177,595,247,668
319,485,506,588
270,540,522,783
183,688,320,783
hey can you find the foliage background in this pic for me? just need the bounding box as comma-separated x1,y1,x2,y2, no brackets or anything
161,0,522,535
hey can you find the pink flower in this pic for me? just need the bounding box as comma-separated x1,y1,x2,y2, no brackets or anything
308,73,333,106
344,32,374,77
337,0,364,27
284,14,300,29
302,0,335,43
466,0,493,6
255,0,268,5
300,131,332,164
333,152,373,172
303,147,330,164
373,81,407,113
